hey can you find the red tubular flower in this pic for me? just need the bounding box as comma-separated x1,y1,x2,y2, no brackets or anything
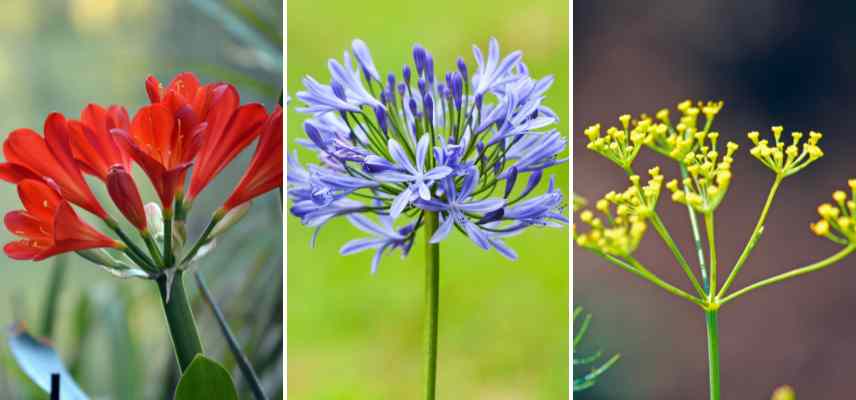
186,84,268,203
146,72,216,121
4,179,120,261
106,165,147,231
67,104,133,180
0,113,109,220
111,103,205,210
222,106,283,211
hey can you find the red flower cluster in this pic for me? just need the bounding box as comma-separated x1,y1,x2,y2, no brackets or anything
0,72,282,262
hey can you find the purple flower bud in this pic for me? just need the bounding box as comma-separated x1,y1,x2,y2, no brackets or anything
304,121,326,150
436,83,446,98
418,77,427,95
387,73,396,91
425,54,435,84
504,167,518,198
408,97,419,117
423,93,434,119
478,208,504,224
474,93,483,109
331,81,347,101
373,105,388,134
402,65,412,85
412,44,427,75
397,83,406,96
456,56,468,78
451,72,464,110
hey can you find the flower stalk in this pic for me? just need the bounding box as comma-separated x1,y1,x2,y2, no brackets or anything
705,310,721,400
157,270,203,372
423,211,440,400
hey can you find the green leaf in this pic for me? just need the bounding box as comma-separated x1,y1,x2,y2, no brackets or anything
7,322,90,400
174,355,238,400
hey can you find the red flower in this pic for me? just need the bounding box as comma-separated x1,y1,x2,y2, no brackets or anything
67,103,133,180
186,84,268,203
0,113,109,220
4,179,120,261
222,106,283,211
106,165,147,231
112,103,204,210
146,72,216,120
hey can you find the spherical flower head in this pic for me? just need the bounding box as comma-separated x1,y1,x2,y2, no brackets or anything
646,99,724,162
582,114,648,170
747,126,824,177
290,38,567,271
666,133,737,214
810,179,856,244
574,169,662,257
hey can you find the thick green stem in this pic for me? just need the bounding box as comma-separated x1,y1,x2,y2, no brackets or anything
705,310,721,400
423,211,440,400
157,271,204,372
142,231,164,268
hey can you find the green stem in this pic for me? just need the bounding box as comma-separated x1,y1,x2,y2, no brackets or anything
599,253,705,308
423,211,440,400
681,164,709,291
180,213,223,265
164,208,174,267
721,245,856,304
649,214,706,298
142,231,164,268
717,176,782,299
194,271,268,400
110,224,157,270
157,271,204,372
705,310,721,400
705,213,717,298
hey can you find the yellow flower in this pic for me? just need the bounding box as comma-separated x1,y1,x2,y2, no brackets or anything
646,100,724,162
811,181,856,244
574,170,663,257
748,126,824,177
664,132,738,214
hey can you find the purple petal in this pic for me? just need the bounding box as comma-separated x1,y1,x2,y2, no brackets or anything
388,139,416,173
459,198,505,213
341,238,382,255
423,166,452,180
429,214,455,243
390,190,411,219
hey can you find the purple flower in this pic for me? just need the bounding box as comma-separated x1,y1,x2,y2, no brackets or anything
289,38,566,271
340,214,415,273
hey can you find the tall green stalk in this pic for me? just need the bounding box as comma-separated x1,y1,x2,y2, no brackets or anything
423,211,440,400
157,271,204,372
705,310,721,400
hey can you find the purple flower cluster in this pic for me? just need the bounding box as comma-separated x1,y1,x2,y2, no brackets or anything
289,38,567,272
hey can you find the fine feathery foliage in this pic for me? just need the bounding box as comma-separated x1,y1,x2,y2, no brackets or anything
573,307,619,392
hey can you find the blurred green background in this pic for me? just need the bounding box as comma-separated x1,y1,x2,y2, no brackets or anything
287,0,568,398
0,0,282,398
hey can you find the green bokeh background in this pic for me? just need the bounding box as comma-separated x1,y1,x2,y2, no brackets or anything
287,0,569,398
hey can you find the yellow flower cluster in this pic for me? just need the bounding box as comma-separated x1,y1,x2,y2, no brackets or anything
574,168,664,256
747,126,824,177
646,100,724,161
810,180,856,244
583,114,648,170
665,132,738,214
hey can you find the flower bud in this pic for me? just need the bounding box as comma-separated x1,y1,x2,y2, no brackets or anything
210,202,251,238
107,165,147,231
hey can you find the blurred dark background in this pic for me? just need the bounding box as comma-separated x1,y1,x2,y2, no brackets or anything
575,1,856,398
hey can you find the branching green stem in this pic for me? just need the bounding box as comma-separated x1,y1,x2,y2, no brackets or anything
705,310,721,400
704,213,717,298
649,214,706,298
596,252,705,308
681,164,710,291
717,176,782,299
720,244,856,304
